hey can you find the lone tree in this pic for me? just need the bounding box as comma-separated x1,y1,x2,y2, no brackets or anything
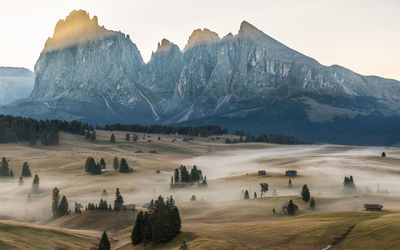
254,192,257,198
58,195,69,216
21,162,32,177
98,231,111,250
119,158,131,173
99,158,106,169
18,176,24,185
260,183,269,197
114,188,124,211
381,152,386,157
131,211,145,245
288,179,292,188
125,133,130,141
244,190,250,199
32,174,40,193
301,184,310,202
110,134,116,143
113,156,119,170
310,198,316,209
0,157,9,176
52,187,60,218
288,200,296,215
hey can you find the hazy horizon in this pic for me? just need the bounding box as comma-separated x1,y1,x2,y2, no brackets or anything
0,0,399,80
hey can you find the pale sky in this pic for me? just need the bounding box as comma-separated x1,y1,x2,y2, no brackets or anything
0,0,399,80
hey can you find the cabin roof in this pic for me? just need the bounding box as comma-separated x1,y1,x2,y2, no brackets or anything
364,204,383,208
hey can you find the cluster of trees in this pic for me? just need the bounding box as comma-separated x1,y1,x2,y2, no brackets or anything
0,115,93,145
344,176,356,189
101,124,227,137
86,199,112,211
52,187,69,218
171,165,207,187
84,129,96,141
227,132,308,145
84,157,105,175
0,157,14,177
131,196,181,246
84,188,125,212
301,184,316,210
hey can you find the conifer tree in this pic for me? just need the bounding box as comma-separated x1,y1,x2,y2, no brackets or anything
288,179,292,188
174,168,180,183
110,134,116,143
18,176,24,185
189,165,200,182
52,187,60,218
99,158,106,169
119,158,131,173
244,190,250,199
0,157,9,176
92,163,102,175
179,165,190,183
58,195,69,216
301,184,311,201
260,183,269,197
98,231,111,250
9,169,14,177
131,211,145,245
32,174,39,193
21,162,32,177
113,156,119,170
254,192,257,198
114,188,124,211
288,200,296,215
310,197,316,209
125,133,130,141
27,192,32,203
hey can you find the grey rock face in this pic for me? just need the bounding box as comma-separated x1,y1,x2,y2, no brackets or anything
1,12,400,144
0,67,34,105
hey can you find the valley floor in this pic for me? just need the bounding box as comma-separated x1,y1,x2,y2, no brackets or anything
0,131,399,249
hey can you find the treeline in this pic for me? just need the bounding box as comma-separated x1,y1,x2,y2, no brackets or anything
100,124,228,137
131,196,181,245
0,115,91,145
229,131,309,145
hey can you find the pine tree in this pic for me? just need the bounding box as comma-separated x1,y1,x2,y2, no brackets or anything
18,176,24,185
119,158,131,173
301,184,310,202
260,183,269,197
244,190,250,199
91,163,102,175
98,231,111,250
310,198,316,209
99,158,106,169
52,187,60,218
9,169,14,177
179,165,190,183
131,211,145,245
32,174,39,193
21,162,32,177
288,179,292,188
190,195,196,201
0,157,9,176
189,165,201,182
174,168,180,183
254,192,257,198
113,156,119,170
125,133,130,141
58,195,69,216
110,134,116,143
114,188,124,211
288,200,296,215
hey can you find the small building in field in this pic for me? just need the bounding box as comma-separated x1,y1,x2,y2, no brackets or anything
285,170,297,177
364,204,383,211
258,170,267,176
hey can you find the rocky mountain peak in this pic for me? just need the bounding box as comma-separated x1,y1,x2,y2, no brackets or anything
184,28,220,51
156,38,174,52
44,9,113,52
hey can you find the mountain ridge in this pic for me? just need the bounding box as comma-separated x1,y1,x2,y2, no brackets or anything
1,10,399,145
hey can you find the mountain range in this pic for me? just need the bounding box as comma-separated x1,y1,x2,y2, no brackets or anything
1,10,399,145
0,67,34,105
